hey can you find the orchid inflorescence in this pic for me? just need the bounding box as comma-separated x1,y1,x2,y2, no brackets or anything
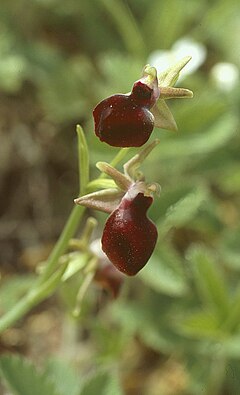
0,57,193,333
75,57,193,288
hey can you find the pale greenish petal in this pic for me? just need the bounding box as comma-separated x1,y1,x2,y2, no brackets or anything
96,162,131,190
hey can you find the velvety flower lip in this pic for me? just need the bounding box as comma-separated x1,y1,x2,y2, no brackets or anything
93,93,155,147
93,66,159,148
101,190,158,276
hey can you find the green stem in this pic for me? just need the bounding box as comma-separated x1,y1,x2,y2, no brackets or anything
0,147,130,333
39,205,85,284
0,206,83,334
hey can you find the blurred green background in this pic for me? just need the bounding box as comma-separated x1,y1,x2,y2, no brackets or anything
0,0,240,394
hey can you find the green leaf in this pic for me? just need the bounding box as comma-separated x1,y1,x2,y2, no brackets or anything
151,114,238,160
219,336,240,359
218,165,240,194
140,244,188,296
104,374,124,395
91,322,125,362
38,54,93,122
177,310,223,339
225,361,240,395
111,299,192,354
0,355,60,395
0,261,68,334
76,125,89,195
150,184,193,221
221,287,240,333
217,227,240,271
143,0,201,50
157,186,207,236
99,0,145,58
188,245,230,320
44,358,82,395
175,90,227,134
80,371,123,395
96,53,142,97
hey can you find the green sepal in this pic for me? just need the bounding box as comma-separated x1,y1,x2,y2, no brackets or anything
157,56,192,87
152,56,193,131
151,100,178,131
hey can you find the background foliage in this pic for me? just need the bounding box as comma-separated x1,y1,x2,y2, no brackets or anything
0,0,239,394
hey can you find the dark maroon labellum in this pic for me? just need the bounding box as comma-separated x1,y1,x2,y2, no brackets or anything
101,192,158,276
93,80,159,147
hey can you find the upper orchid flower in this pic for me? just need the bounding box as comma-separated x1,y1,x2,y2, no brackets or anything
93,57,193,147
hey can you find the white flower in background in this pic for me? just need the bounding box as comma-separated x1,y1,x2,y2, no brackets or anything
148,37,207,81
211,62,239,91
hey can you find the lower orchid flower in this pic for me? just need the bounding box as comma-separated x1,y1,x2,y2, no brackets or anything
75,140,160,275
